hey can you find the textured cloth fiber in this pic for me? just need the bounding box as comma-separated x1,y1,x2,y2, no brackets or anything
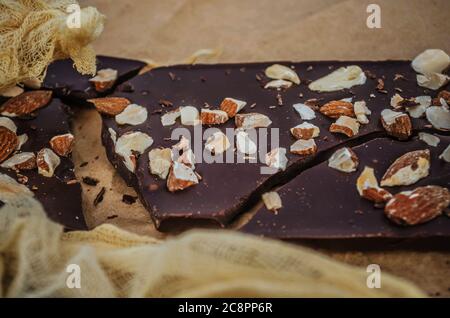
0,0,104,90
0,173,425,297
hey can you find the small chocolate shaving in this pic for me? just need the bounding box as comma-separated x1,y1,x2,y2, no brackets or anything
82,176,99,186
94,187,106,206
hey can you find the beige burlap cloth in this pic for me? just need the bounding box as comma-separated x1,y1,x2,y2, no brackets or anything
0,174,425,297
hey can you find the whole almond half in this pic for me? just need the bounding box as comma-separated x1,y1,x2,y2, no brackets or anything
0,152,36,170
385,185,450,225
381,149,430,187
0,91,52,117
320,100,355,119
50,133,74,157
88,97,131,116
0,127,18,163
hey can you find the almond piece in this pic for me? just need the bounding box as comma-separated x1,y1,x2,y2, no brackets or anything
380,150,430,187
166,162,199,192
37,148,60,177
177,148,196,168
362,187,393,204
148,148,172,179
236,130,257,155
320,100,355,119
417,73,450,90
380,109,412,140
308,65,367,92
262,191,283,213
180,106,200,126
434,90,450,105
265,147,288,171
88,97,131,116
16,134,28,150
115,104,148,126
405,96,431,118
390,94,405,110
0,91,52,117
89,68,118,92
49,133,74,157
290,139,317,156
426,106,450,131
290,122,320,140
418,132,440,147
173,136,191,152
385,186,450,225
0,86,24,98
1,152,36,170
329,116,360,137
412,49,450,74
115,132,153,172
200,109,229,125
439,145,450,162
265,64,300,84
235,113,272,129
356,166,378,196
0,116,17,133
204,131,230,155
161,108,181,126
0,127,18,163
328,147,359,173
264,79,293,90
220,98,246,117
354,101,371,124
293,103,316,120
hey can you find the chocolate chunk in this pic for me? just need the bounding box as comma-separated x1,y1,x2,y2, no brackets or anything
0,97,86,230
100,60,448,232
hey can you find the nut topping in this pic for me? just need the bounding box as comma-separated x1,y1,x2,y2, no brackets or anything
290,139,317,156
329,116,360,137
180,106,200,126
356,166,393,204
235,113,272,129
290,122,320,140
204,131,230,155
166,162,199,192
308,65,367,92
319,100,355,119
265,147,288,171
88,97,131,116
161,108,181,127
425,106,450,131
200,109,229,125
148,148,172,179
417,73,450,90
328,147,359,173
265,64,300,85
0,127,18,163
262,191,283,213
380,109,412,140
385,186,450,226
0,91,52,117
49,133,74,157
0,116,17,133
0,86,24,98
115,132,153,172
362,187,393,204
89,68,118,92
411,49,450,74
293,103,316,120
380,150,430,187
0,152,36,170
236,130,257,155
354,101,371,124
439,145,450,163
264,79,293,90
418,132,440,147
115,104,148,126
220,98,247,118
37,148,61,177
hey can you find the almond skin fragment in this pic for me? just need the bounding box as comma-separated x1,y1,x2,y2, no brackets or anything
290,122,320,140
380,109,412,140
0,127,18,163
88,97,131,116
362,187,393,204
381,150,430,187
0,91,52,117
320,100,355,119
50,133,74,157
385,186,450,226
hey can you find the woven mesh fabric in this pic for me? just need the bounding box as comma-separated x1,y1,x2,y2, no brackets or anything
0,0,104,90
0,173,425,297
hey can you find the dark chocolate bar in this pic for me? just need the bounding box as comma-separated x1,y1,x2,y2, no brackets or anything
100,60,449,231
0,95,86,230
43,55,146,102
241,135,450,240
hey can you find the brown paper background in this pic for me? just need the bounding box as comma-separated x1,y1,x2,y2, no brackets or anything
74,0,450,295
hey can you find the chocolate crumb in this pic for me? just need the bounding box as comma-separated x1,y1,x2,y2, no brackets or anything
82,176,99,186
122,194,138,205
159,99,173,107
376,78,385,91
80,162,88,168
94,187,106,206
106,215,118,220
168,72,176,81
364,70,377,79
